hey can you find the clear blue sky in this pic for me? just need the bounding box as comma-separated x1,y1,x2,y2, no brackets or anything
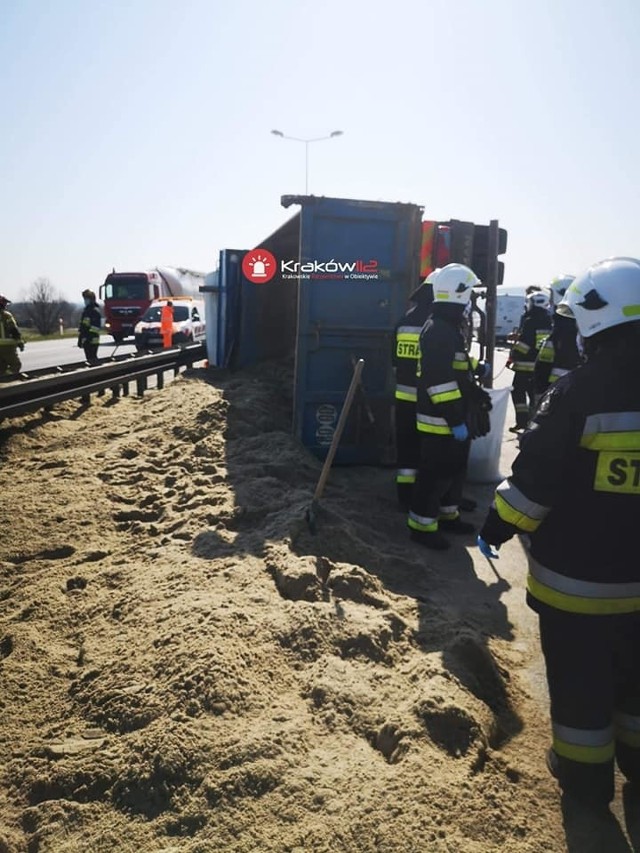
1,0,638,302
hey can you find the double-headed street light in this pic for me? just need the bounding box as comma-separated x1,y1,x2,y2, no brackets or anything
271,129,343,194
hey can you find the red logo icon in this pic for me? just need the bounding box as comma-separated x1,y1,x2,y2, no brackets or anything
242,249,277,284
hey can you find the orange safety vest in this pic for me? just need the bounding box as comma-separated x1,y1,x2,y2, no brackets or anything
160,304,173,332
160,304,174,347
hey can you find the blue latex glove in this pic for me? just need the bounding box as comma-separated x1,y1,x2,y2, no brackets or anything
451,423,469,442
477,535,500,559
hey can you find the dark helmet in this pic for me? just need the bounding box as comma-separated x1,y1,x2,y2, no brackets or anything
0,294,11,309
409,280,434,305
82,289,96,300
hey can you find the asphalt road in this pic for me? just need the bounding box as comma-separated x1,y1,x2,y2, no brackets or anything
20,337,137,372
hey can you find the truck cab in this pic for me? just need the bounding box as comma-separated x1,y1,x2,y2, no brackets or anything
99,271,165,343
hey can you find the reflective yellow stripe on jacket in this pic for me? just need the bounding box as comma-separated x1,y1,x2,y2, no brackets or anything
513,341,531,356
417,414,452,436
527,555,640,615
0,315,18,346
453,351,469,371
395,383,417,402
549,367,569,382
427,381,462,405
537,338,554,363
494,480,550,532
579,412,640,450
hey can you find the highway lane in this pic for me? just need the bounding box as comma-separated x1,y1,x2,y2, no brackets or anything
20,337,138,372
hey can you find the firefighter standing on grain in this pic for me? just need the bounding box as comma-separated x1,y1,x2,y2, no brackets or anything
534,275,582,400
507,290,552,432
392,279,434,509
408,264,488,551
78,289,102,364
0,294,25,375
478,256,640,808
161,300,174,349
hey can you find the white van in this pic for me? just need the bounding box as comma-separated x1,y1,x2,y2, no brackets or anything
494,294,525,342
134,297,206,351
475,293,525,344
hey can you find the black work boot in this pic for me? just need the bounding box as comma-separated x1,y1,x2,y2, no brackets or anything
439,517,476,535
616,743,640,787
546,748,614,809
459,496,477,512
410,530,451,550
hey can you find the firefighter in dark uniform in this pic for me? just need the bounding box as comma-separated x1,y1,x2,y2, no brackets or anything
0,294,25,375
478,256,640,807
78,289,101,364
409,264,483,550
507,290,552,431
534,275,582,399
392,280,434,509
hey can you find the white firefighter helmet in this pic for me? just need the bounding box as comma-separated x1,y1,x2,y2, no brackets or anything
557,257,640,338
548,274,575,304
526,291,550,311
426,263,480,305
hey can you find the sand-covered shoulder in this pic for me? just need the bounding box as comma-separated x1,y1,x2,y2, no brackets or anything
0,364,630,852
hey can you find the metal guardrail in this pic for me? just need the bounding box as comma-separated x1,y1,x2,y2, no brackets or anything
0,343,207,422
0,347,145,385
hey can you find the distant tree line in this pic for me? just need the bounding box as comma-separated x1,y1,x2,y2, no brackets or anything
9,277,85,335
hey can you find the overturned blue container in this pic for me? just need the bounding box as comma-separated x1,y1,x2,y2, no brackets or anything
206,195,423,464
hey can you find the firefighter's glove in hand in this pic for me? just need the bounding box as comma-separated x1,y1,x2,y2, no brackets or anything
477,535,500,559
475,361,491,380
451,424,469,442
18,341,25,351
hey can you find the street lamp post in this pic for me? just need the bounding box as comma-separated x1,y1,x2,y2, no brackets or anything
271,129,343,194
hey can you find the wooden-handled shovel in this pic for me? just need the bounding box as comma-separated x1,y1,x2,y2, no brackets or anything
305,358,365,534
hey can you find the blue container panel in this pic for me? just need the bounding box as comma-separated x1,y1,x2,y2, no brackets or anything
298,333,395,464
300,205,418,332
235,277,296,368
298,333,392,397
300,391,393,465
307,207,412,260
212,250,245,368
233,213,300,368
293,196,423,463
301,279,398,331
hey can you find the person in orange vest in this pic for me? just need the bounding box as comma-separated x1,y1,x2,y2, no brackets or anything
160,300,174,348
